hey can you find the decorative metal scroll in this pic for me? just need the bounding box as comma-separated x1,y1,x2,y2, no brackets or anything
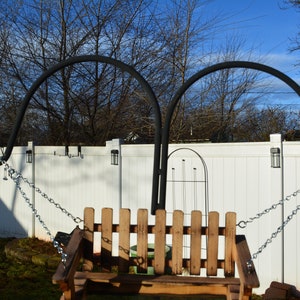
1,57,300,214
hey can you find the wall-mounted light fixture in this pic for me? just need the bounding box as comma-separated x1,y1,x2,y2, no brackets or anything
270,147,280,168
111,149,119,165
26,150,33,163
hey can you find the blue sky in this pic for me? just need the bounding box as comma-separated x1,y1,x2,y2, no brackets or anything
206,0,299,79
204,0,300,105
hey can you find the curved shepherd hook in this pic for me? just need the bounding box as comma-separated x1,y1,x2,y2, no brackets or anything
2,57,300,214
0,55,162,209
153,61,300,213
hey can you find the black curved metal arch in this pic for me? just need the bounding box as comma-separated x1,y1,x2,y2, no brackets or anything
0,55,162,208
155,61,300,212
2,58,300,215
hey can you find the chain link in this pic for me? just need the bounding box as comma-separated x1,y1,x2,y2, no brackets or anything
237,189,300,261
2,161,83,224
237,189,300,228
250,203,300,260
1,160,83,265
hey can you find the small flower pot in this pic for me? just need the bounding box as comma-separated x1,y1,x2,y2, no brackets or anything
130,243,170,274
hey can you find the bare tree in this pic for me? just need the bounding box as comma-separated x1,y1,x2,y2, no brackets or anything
283,1,300,53
0,0,295,146
171,36,264,142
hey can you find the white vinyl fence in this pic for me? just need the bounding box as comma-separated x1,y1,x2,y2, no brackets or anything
1,134,300,294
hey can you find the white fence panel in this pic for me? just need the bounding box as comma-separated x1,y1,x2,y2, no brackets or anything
0,147,33,237
1,135,300,294
282,143,300,287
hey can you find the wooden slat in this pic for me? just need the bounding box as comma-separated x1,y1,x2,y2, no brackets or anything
93,223,227,235
172,210,184,274
77,271,241,296
207,211,219,276
101,208,113,271
154,209,166,274
190,210,202,275
137,209,148,273
234,235,260,288
75,271,240,286
53,227,84,299
53,227,84,282
118,208,130,273
83,207,94,271
224,212,236,277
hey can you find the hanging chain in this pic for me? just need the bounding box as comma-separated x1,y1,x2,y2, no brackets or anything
237,189,300,229
1,160,83,266
2,161,83,224
236,189,300,265
3,154,300,266
250,203,300,260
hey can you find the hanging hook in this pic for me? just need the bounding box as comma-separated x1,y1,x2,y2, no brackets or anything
237,220,247,229
1,160,9,180
3,165,8,180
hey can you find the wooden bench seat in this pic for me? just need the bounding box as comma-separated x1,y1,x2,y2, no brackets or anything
52,208,259,300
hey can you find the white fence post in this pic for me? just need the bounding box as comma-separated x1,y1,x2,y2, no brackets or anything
27,141,35,237
270,133,284,283
106,138,123,209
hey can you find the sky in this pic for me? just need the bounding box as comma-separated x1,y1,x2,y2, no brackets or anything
204,0,300,105
206,0,299,78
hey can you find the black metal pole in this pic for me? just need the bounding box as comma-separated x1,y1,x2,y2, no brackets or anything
0,55,162,214
2,57,300,219
157,61,300,212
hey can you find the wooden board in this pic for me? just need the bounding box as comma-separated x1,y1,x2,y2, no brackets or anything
207,211,219,276
172,210,184,274
190,210,202,275
101,208,113,271
137,209,148,273
77,272,240,296
224,212,236,277
118,208,130,273
154,209,166,274
83,207,94,271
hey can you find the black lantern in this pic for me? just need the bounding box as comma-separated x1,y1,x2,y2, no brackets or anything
111,149,119,165
26,150,33,163
270,147,280,168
